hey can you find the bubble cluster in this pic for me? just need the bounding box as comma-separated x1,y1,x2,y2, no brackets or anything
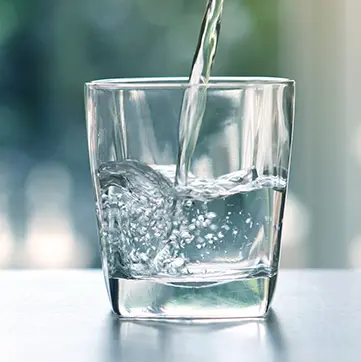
97,160,285,278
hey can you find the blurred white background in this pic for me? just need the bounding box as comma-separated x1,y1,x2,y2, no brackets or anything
0,0,359,269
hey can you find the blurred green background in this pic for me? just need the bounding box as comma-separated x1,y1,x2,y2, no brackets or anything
0,0,359,269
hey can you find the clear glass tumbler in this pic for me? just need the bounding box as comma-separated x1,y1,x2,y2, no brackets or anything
85,77,295,319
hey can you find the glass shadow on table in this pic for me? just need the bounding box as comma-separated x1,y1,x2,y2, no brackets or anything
105,310,287,362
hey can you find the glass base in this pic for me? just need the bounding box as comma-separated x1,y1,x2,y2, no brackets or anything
107,274,277,320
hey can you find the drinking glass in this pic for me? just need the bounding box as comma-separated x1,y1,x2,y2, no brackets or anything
85,77,295,319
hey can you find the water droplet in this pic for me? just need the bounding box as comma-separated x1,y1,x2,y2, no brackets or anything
246,217,252,224
196,244,202,250
217,231,224,238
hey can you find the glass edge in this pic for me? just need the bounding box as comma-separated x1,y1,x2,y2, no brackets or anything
85,77,295,90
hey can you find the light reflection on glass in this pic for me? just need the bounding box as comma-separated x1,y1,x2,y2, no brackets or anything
103,311,287,362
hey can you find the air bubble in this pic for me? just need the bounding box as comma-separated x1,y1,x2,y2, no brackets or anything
206,212,217,219
202,220,211,227
169,234,177,241
139,253,149,262
196,237,204,244
185,200,193,208
180,231,191,239
169,257,185,268
210,224,218,231
222,224,230,231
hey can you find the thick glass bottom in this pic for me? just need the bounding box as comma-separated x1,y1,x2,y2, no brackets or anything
107,273,277,320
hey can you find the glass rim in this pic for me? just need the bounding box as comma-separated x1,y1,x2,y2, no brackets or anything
86,76,295,90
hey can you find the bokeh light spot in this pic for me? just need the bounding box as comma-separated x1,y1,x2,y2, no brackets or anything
0,1,18,44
